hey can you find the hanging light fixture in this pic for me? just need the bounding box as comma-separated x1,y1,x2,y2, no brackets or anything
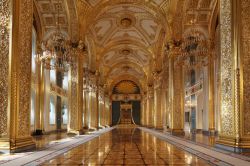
180,0,209,68
36,0,78,72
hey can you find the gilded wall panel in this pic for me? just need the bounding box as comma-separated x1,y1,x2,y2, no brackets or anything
220,0,234,136
241,0,250,135
0,0,10,136
17,0,33,137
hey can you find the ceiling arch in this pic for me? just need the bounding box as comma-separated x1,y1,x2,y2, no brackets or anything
105,61,146,78
100,43,152,68
80,0,169,84
80,0,170,29
88,4,165,47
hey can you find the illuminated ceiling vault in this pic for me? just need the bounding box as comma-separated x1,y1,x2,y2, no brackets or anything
34,0,217,93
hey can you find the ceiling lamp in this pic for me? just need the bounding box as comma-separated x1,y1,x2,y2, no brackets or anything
180,0,209,67
36,0,79,72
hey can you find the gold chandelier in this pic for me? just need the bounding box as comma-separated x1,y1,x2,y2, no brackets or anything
180,0,209,67
36,0,78,72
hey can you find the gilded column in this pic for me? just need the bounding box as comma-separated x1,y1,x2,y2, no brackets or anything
143,96,147,126
141,94,147,126
68,55,84,135
90,87,95,129
103,93,107,126
140,99,144,125
77,56,84,132
100,87,105,128
153,73,163,129
208,45,215,135
89,72,97,130
147,85,154,128
161,89,168,130
169,53,184,135
0,0,35,152
95,71,100,129
216,0,250,151
162,64,169,131
36,61,45,134
108,96,112,126
83,69,89,130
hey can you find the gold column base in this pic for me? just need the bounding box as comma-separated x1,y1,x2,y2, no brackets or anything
208,128,216,136
67,129,84,135
170,129,185,136
216,136,250,152
147,125,154,128
154,126,164,130
0,136,36,153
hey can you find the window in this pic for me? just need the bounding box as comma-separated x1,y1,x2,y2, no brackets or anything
50,66,56,83
50,96,56,124
30,89,35,125
63,74,68,90
31,28,36,73
62,105,68,125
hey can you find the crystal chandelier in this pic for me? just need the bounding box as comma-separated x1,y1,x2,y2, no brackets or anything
180,0,209,67
36,0,77,72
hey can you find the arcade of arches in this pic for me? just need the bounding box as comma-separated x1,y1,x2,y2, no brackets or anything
1,0,250,165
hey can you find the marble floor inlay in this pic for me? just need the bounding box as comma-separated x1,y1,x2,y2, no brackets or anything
41,125,212,166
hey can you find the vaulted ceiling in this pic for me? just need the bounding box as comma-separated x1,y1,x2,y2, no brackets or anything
34,0,218,93
78,0,171,90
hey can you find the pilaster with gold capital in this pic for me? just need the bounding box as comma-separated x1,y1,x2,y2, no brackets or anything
140,92,147,126
208,41,216,135
95,71,100,129
216,0,250,151
32,59,45,135
168,46,184,135
83,68,89,129
153,72,164,129
68,55,84,135
0,0,35,152
162,62,169,131
88,71,98,129
146,85,154,128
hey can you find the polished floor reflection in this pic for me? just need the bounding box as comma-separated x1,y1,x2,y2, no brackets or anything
41,125,212,165
34,132,69,149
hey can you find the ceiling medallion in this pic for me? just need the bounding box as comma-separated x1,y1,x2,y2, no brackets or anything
123,65,130,71
120,17,132,28
121,48,131,55
118,15,135,28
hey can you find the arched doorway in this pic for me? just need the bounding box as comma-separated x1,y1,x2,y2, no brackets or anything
111,80,141,125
